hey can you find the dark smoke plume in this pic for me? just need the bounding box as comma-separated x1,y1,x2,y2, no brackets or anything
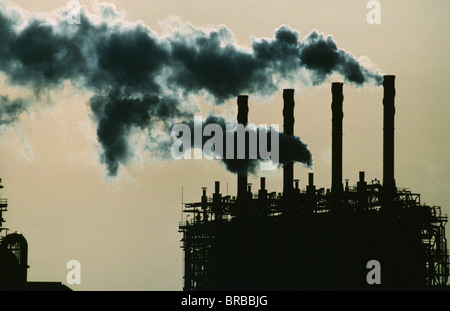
176,115,313,175
0,3,382,176
89,91,192,176
0,95,29,127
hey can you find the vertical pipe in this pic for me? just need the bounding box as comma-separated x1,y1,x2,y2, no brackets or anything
357,171,368,210
308,172,314,187
359,171,365,182
237,95,248,200
283,89,295,196
201,187,208,222
213,181,222,220
258,177,267,201
383,75,396,201
306,172,316,211
215,181,220,194
331,82,344,195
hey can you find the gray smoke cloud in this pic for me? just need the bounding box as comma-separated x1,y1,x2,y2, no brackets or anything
0,3,383,176
0,95,29,127
174,115,313,175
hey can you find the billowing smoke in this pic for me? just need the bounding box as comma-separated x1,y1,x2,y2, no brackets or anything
167,24,382,102
89,91,192,175
0,95,29,127
172,115,313,175
0,3,382,176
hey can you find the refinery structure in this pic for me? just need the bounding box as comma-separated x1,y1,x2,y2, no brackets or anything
179,76,449,290
0,179,70,290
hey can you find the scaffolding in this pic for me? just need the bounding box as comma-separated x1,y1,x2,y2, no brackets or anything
179,177,449,290
179,78,448,290
0,178,9,241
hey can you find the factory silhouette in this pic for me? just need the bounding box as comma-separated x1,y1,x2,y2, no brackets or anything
0,75,447,291
179,75,449,290
0,1,445,292
0,180,71,291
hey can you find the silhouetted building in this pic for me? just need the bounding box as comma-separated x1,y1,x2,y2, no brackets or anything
179,76,449,290
0,179,71,291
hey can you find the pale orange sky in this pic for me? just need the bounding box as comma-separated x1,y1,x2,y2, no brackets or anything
0,0,448,290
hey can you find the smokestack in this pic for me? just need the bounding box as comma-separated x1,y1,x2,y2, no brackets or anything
258,177,267,201
357,171,368,210
237,95,249,200
306,172,316,211
331,82,344,195
359,171,365,182
213,181,222,219
201,187,208,220
215,181,220,194
383,75,396,202
307,172,316,195
283,89,295,196
308,172,314,187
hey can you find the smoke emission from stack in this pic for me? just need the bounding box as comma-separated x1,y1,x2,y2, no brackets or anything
173,114,313,175
383,75,396,202
0,3,383,176
331,82,344,195
282,89,295,196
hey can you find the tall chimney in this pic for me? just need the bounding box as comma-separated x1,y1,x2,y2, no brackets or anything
283,89,295,196
201,187,208,221
215,181,220,194
331,82,344,195
306,172,316,212
357,171,368,210
237,95,249,200
383,75,396,202
258,177,268,213
213,181,222,219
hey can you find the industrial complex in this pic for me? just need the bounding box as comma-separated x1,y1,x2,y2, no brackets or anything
179,76,449,290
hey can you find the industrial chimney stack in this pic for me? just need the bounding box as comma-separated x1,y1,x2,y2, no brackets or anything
331,82,344,196
383,75,396,203
237,95,249,200
283,89,295,196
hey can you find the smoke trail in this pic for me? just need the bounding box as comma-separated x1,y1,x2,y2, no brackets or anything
0,3,382,176
167,25,382,103
89,91,192,176
297,30,382,85
176,115,313,175
0,95,29,127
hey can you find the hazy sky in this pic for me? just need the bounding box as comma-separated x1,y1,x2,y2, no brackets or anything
0,0,448,290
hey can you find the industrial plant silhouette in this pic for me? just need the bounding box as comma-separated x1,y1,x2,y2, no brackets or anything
0,180,71,291
0,75,447,291
179,75,449,291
